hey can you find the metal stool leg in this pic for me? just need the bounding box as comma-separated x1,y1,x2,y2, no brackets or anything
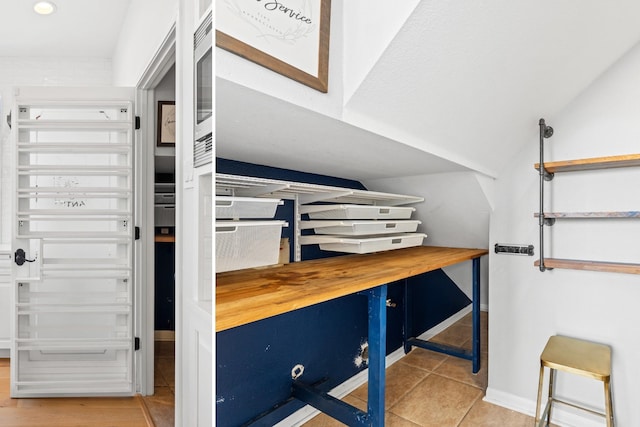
604,377,614,427
535,364,544,426
546,368,555,426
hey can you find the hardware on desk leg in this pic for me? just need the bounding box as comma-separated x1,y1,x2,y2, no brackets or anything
291,285,388,427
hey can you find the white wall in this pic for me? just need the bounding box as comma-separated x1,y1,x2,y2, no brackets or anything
487,41,640,426
111,0,178,86
364,171,492,309
342,0,419,103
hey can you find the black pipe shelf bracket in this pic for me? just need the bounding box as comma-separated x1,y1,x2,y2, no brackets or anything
538,118,554,271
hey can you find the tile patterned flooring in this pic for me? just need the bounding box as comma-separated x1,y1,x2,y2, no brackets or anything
303,311,537,426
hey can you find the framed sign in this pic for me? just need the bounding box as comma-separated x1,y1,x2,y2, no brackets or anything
216,0,331,92
157,101,176,146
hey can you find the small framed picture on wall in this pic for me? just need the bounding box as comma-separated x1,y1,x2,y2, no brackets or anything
157,101,176,146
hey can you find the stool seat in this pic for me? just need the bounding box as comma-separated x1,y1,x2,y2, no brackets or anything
541,335,611,381
535,335,614,427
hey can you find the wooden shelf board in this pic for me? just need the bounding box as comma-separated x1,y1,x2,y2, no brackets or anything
534,258,640,274
534,153,640,173
534,211,640,219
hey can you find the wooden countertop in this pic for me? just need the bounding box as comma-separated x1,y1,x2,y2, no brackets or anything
216,246,488,332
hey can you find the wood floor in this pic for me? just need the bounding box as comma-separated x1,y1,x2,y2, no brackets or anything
141,341,176,427
0,341,176,427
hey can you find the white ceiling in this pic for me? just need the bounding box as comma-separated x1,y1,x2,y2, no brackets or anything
216,78,470,181
344,1,640,178
217,1,640,180
2,1,640,181
0,0,131,57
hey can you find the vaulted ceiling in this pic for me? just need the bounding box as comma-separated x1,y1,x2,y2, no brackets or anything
216,1,640,180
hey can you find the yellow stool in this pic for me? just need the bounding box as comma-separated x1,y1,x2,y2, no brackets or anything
535,335,614,427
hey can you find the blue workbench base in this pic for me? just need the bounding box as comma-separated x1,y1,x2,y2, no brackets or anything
291,286,388,426
403,257,482,373
244,256,482,426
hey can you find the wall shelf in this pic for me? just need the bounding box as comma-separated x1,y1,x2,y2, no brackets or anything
534,258,640,275
534,211,640,219
216,173,423,206
535,118,640,274
535,153,640,174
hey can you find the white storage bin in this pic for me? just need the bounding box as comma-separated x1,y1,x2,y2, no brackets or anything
216,196,283,219
302,220,421,236
216,220,287,272
154,193,175,204
155,205,175,226
304,233,426,254
301,204,415,220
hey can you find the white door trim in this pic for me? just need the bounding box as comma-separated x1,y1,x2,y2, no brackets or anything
134,24,176,396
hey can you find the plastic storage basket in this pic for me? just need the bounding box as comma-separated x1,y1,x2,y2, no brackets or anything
301,204,415,220
303,233,426,254
216,220,287,272
303,220,421,236
216,196,282,219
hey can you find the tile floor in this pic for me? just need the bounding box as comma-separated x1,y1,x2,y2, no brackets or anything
141,340,176,427
303,311,538,427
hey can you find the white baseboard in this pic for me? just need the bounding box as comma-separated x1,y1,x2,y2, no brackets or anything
154,330,175,341
276,305,481,426
484,387,605,427
416,305,472,341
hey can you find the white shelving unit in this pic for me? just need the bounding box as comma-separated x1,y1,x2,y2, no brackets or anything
12,100,135,396
216,173,425,261
536,118,640,274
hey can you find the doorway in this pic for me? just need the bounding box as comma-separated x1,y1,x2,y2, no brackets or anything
144,64,177,426
133,26,177,426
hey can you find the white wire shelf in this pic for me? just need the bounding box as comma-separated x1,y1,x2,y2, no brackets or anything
216,173,424,206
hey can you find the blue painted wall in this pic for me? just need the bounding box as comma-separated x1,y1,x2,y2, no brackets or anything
215,159,471,426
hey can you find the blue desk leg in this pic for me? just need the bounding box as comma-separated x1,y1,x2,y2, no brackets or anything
366,284,387,426
472,257,481,374
403,279,412,354
289,285,388,426
403,258,482,374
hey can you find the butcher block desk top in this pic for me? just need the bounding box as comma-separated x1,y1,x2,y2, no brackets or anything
216,246,488,332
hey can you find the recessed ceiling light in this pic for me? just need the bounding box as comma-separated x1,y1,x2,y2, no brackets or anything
33,1,57,15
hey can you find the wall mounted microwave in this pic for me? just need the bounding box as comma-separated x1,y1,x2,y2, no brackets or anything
194,11,212,167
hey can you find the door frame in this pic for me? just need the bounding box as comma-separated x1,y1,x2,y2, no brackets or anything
134,24,176,396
